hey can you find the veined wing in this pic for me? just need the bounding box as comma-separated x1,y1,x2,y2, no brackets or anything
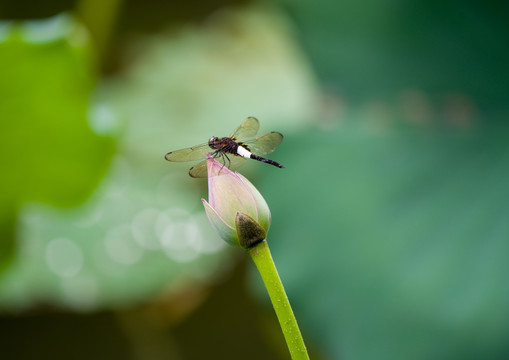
189,156,247,178
242,131,283,156
165,143,210,162
230,116,259,140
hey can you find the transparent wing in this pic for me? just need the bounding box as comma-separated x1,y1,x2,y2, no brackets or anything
189,156,247,178
165,143,210,162
230,117,260,140
242,132,283,156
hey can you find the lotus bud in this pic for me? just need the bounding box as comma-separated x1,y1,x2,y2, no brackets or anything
202,156,271,248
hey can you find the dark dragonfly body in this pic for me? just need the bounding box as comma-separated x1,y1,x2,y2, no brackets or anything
208,136,284,169
165,117,284,178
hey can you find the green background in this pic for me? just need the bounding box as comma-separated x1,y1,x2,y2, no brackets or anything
1,0,509,359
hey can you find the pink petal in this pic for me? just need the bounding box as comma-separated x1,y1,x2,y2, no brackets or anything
206,157,258,225
202,199,238,247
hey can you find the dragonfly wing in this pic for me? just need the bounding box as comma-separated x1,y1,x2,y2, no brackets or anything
188,160,208,178
189,156,247,178
242,132,283,156
230,117,260,139
165,143,210,162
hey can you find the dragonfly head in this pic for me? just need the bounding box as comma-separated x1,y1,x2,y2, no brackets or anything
208,136,219,146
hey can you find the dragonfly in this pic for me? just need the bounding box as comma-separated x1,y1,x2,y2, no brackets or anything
165,117,285,178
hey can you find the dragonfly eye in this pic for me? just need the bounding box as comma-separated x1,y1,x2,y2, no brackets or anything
209,136,218,144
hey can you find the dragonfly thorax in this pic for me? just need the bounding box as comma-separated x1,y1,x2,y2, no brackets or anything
208,136,238,152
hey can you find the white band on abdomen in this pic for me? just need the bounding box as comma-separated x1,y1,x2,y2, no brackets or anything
237,146,252,159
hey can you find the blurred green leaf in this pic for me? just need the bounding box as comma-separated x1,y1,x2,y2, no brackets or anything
278,0,509,111
0,15,113,206
257,119,509,360
0,15,114,272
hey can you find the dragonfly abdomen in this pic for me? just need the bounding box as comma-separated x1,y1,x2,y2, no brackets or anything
236,144,284,168
250,154,285,168
236,145,252,159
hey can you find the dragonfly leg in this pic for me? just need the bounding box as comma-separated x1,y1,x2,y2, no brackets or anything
218,153,228,173
224,153,231,169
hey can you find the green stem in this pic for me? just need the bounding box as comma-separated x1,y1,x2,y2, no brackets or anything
248,240,309,360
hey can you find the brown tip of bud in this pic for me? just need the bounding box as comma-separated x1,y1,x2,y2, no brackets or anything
235,212,266,249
